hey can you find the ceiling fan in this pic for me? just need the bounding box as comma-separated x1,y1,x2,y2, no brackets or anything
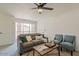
32,3,54,14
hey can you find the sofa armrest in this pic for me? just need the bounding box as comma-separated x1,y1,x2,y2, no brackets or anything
43,36,49,42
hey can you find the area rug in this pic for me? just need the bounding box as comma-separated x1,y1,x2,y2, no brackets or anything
22,49,79,56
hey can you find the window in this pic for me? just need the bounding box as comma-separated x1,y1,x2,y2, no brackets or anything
16,20,37,36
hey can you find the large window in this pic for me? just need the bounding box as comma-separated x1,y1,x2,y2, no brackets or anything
16,19,37,36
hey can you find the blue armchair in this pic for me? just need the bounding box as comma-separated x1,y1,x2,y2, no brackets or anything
60,35,76,56
53,34,63,45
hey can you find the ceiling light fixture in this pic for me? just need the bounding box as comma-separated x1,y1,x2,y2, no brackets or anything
38,8,43,14
32,3,53,14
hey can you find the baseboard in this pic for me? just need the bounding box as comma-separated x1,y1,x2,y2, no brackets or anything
75,49,79,52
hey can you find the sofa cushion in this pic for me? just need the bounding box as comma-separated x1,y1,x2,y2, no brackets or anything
35,36,43,40
20,36,27,43
26,36,32,42
22,42,33,48
60,42,74,50
61,42,73,46
64,35,75,43
42,38,47,42
22,40,44,48
32,40,44,45
54,40,60,44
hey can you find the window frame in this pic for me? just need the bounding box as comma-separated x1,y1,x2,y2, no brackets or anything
16,19,37,36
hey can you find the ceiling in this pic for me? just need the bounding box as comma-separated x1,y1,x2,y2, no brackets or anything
0,3,79,19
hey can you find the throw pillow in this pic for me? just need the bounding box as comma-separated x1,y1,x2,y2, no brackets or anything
35,36,43,40
20,36,27,43
26,36,32,42
42,38,47,42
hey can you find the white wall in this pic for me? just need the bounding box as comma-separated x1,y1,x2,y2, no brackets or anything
0,11,15,46
14,8,79,51
0,10,18,55
37,9,79,51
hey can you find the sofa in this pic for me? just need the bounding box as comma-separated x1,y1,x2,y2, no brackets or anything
18,33,48,55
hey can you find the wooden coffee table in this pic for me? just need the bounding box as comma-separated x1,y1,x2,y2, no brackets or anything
33,43,60,56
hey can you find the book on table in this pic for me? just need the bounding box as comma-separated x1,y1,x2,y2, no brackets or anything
45,42,56,48
33,45,49,52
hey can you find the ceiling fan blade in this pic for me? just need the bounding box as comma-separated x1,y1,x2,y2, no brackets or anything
42,7,54,10
34,3,39,6
41,3,47,7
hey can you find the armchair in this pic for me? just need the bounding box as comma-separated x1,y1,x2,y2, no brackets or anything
60,35,76,56
53,34,63,45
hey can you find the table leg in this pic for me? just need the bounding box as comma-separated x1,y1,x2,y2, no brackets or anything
57,46,60,56
33,50,35,56
71,51,73,56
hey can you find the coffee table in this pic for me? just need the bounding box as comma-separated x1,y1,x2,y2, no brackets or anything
33,43,60,56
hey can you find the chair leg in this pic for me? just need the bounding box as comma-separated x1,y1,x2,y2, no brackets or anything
20,53,22,56
71,51,73,56
74,49,75,51
61,47,62,51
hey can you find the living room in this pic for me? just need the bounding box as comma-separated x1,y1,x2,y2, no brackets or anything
0,3,79,56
